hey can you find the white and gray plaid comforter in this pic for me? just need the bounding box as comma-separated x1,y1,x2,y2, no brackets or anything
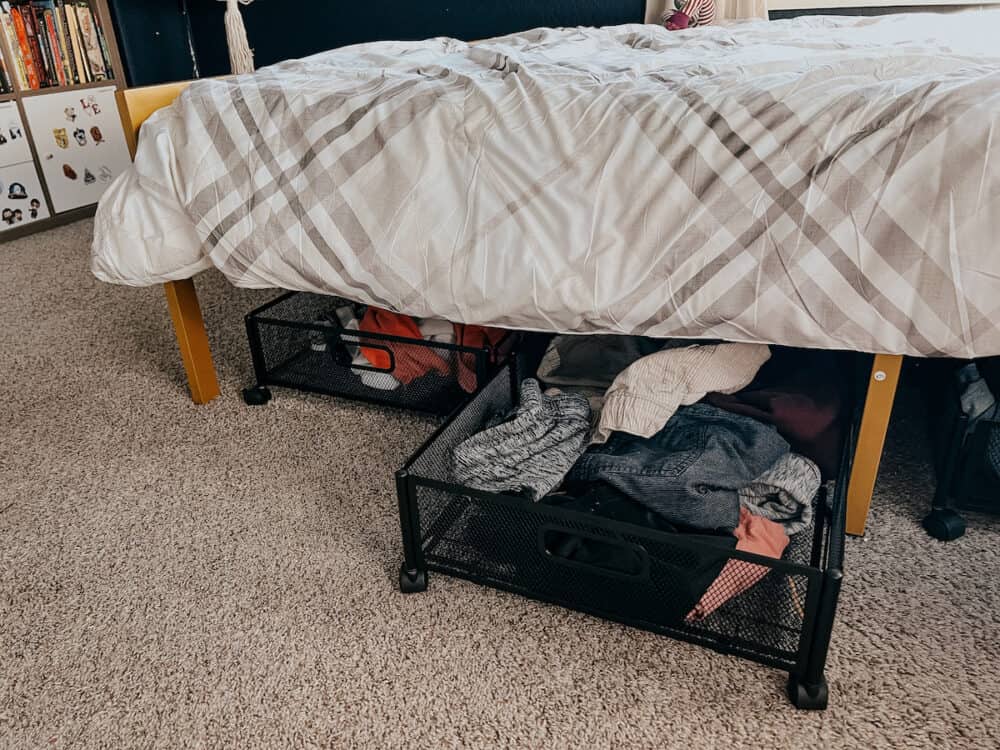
92,13,1000,357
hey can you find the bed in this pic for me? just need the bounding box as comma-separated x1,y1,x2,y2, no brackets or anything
93,12,1000,534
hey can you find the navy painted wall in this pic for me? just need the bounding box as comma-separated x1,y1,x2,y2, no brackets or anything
109,1,646,86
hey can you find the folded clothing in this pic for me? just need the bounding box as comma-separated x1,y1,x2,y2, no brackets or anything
537,335,666,423
452,379,591,501
537,334,662,390
706,347,846,479
567,403,789,534
687,507,789,621
738,453,819,536
592,342,771,444
359,308,452,384
358,306,507,392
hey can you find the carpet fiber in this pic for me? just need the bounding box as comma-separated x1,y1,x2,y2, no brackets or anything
2,221,999,749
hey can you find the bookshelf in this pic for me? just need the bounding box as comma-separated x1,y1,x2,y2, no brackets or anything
0,0,126,241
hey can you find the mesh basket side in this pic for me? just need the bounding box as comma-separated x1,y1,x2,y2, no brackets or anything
412,484,822,668
405,366,515,479
249,293,512,414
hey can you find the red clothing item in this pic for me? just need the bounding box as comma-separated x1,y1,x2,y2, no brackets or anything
455,324,507,393
359,308,451,384
687,507,789,621
705,348,846,479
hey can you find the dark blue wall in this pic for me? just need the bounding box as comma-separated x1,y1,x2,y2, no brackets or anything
109,1,646,86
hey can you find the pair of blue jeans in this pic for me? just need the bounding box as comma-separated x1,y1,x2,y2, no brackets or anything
565,403,790,533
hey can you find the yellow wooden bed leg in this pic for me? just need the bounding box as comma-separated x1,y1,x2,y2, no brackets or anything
846,353,903,536
163,279,221,405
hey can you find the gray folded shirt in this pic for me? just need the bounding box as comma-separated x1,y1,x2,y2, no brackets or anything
738,453,820,535
452,379,591,501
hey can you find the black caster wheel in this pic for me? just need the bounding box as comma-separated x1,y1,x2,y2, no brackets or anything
399,564,428,594
787,675,829,711
922,509,966,541
242,386,272,406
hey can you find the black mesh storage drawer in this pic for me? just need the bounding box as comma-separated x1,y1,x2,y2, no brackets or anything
924,378,1000,540
243,292,516,414
950,418,1000,515
396,359,861,710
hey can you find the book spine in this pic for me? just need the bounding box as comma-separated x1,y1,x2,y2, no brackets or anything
42,9,65,86
0,4,9,92
26,5,48,86
51,0,71,83
89,0,110,78
9,6,39,89
59,0,79,83
0,6,29,89
66,0,87,82
75,1,101,80
22,4,51,87
53,0,74,83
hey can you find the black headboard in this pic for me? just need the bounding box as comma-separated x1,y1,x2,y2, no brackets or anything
109,1,646,87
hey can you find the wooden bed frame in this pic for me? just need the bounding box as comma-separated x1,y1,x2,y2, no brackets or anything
117,82,903,537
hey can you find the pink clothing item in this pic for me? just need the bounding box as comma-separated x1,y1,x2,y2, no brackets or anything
664,0,717,30
665,11,690,29
687,507,789,621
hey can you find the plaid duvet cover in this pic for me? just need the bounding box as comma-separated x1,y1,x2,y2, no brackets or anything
93,13,1000,357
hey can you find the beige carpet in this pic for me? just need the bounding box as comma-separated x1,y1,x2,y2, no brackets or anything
2,220,999,749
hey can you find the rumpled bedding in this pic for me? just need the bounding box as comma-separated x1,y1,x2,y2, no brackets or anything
92,12,1000,358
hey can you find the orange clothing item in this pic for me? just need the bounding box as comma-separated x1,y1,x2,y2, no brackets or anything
455,324,508,392
686,507,789,621
358,307,508,390
359,308,451,384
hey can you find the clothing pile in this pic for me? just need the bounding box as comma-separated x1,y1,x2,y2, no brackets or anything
955,359,1000,478
311,302,508,393
451,336,847,622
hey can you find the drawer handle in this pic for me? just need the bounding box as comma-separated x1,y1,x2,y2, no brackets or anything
539,526,650,580
324,334,397,374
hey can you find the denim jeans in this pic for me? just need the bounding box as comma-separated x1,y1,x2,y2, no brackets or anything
565,404,789,533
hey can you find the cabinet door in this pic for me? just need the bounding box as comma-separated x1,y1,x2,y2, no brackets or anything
0,102,50,232
106,0,198,86
22,86,131,213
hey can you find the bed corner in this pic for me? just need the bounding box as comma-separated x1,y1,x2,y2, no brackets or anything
118,81,221,405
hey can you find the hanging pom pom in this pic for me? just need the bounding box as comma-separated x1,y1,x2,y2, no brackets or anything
223,0,255,74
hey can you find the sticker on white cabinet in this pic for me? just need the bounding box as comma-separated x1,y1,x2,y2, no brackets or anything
0,161,50,229
22,86,131,213
0,102,33,168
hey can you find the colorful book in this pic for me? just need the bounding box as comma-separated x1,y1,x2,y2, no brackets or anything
51,0,73,84
8,5,39,89
0,48,10,92
29,3,60,87
41,6,67,86
20,3,51,87
89,0,111,78
32,1,67,86
0,0,114,92
0,4,30,89
65,0,88,82
74,1,103,80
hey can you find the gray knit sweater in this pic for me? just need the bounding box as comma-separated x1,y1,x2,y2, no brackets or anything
451,379,591,501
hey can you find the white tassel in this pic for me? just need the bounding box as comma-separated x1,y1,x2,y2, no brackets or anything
223,0,255,74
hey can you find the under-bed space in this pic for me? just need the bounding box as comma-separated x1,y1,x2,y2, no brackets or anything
396,343,865,709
